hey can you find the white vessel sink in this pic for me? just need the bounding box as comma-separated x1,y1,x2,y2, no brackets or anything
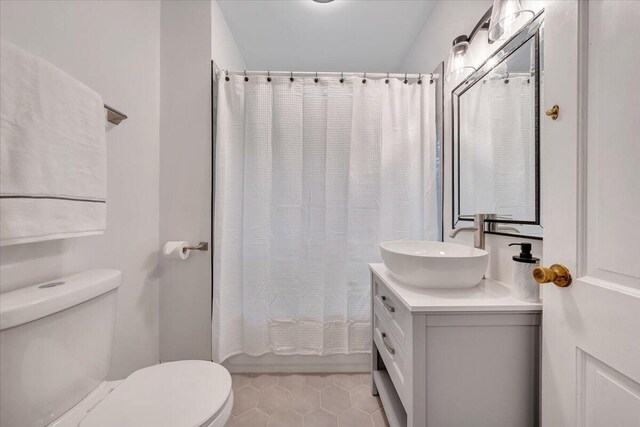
380,241,489,289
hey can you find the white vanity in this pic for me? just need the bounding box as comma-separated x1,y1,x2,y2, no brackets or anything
370,263,542,427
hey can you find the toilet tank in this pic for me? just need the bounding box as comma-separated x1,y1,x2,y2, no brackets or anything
0,270,121,427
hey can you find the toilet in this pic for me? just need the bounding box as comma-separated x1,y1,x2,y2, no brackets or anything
0,270,233,427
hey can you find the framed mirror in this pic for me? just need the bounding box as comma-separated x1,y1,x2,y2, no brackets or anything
452,11,544,239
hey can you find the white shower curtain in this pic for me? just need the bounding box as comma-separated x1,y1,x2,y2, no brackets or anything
212,75,438,362
459,75,536,220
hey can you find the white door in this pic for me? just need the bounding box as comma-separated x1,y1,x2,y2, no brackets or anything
542,1,640,426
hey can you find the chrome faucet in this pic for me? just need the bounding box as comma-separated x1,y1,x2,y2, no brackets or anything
450,213,521,250
449,213,487,249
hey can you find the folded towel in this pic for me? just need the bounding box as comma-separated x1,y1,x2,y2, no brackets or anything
0,39,107,246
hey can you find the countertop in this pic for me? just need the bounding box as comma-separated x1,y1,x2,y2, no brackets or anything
369,263,542,313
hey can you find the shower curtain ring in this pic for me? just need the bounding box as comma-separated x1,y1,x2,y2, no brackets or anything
362,72,366,84
290,71,294,82
418,73,423,85
224,70,229,82
267,71,271,82
244,70,248,82
314,72,319,83
385,72,390,84
404,73,408,84
340,72,344,84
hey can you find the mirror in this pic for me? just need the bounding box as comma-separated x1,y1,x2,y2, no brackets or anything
452,11,544,239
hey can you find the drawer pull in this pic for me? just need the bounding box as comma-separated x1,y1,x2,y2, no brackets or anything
381,332,396,355
381,296,395,313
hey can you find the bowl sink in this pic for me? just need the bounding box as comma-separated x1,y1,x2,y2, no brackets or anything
380,241,489,289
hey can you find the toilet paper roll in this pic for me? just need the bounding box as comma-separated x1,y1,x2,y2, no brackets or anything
163,241,190,260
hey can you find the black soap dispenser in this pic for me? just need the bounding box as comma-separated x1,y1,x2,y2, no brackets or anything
508,242,541,302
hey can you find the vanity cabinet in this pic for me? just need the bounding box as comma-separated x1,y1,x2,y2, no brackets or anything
369,264,542,427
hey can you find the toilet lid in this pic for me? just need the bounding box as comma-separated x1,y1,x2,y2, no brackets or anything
80,360,232,427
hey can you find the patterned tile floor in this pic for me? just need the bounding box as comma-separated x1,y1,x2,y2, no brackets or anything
226,373,389,427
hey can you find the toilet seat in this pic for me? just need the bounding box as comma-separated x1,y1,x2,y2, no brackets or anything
80,360,232,427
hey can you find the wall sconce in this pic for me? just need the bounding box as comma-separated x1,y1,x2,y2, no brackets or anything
445,36,475,84
444,6,492,83
445,0,533,83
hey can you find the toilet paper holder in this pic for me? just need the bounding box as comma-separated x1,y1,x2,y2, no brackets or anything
183,242,209,253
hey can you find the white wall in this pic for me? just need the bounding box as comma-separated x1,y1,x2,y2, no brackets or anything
211,0,246,70
0,0,246,374
402,0,492,73
401,0,545,283
0,0,161,379
159,0,214,363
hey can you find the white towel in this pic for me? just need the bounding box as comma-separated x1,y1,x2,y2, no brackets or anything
0,40,107,246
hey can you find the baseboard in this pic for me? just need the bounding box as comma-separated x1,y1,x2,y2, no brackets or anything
223,353,370,374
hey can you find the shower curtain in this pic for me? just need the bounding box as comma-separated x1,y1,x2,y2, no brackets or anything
459,74,536,220
212,75,438,362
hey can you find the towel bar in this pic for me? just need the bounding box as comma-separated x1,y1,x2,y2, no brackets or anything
104,104,127,125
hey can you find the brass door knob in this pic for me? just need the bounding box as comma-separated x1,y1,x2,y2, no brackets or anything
545,104,559,120
533,264,572,287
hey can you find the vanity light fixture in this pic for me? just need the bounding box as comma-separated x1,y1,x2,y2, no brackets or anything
488,0,534,42
312,0,334,3
445,36,476,83
444,1,534,83
444,6,493,83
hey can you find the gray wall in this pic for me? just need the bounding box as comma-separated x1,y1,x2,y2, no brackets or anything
159,0,213,363
158,0,246,363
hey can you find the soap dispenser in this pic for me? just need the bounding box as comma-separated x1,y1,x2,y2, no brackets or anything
508,242,541,302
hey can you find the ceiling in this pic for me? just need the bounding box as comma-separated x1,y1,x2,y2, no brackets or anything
217,0,437,73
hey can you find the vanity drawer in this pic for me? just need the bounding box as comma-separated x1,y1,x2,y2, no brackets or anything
373,308,408,407
373,277,411,351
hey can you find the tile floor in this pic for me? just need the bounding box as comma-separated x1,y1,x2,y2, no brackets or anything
226,373,389,427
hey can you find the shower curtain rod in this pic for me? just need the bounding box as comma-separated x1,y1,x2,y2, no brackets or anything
221,70,439,80
476,71,534,82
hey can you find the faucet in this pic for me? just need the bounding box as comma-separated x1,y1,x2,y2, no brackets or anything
449,213,522,250
485,213,522,234
449,213,487,249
